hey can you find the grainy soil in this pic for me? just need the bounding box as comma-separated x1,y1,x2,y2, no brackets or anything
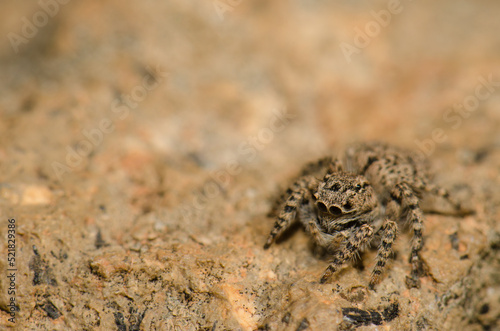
0,1,499,330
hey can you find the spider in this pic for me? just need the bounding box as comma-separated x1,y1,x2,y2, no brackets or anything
264,142,466,288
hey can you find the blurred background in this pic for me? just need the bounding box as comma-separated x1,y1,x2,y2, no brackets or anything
1,0,499,330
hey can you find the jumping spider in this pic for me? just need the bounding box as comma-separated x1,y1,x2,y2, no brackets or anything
264,142,467,288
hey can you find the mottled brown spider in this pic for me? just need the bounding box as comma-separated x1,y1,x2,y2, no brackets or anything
264,142,466,288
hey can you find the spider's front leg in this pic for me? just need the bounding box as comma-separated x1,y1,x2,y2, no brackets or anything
369,218,398,289
268,157,343,218
390,182,429,288
264,176,318,249
306,218,335,249
320,224,374,283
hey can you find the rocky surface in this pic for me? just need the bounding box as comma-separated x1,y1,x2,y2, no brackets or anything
0,0,499,330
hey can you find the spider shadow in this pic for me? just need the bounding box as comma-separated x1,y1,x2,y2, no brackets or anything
272,222,303,245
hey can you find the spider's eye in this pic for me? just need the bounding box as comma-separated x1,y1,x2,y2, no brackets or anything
316,202,328,213
343,201,352,210
331,183,341,191
329,206,342,216
355,184,362,191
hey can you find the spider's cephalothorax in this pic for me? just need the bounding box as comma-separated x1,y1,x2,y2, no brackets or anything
314,173,378,230
264,142,465,289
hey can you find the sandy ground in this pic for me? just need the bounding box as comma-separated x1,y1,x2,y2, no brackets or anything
0,0,499,330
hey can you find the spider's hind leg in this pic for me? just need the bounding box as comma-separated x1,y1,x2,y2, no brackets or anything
299,156,344,177
416,178,473,215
